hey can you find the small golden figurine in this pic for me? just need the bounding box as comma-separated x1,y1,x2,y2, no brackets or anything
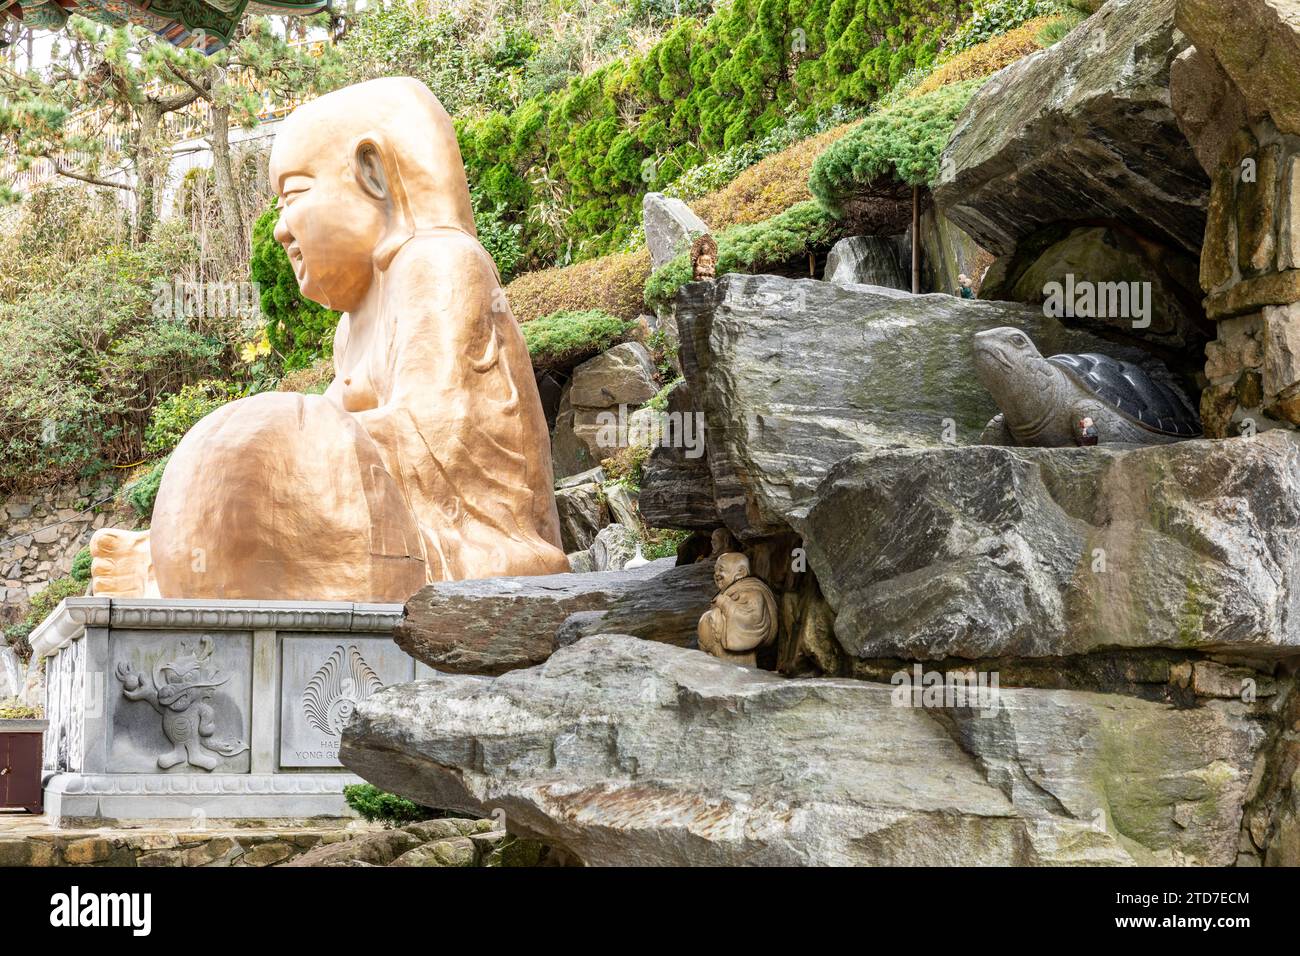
691,234,718,281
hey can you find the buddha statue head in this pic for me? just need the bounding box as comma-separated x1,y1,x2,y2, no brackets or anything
713,551,751,592
268,77,479,313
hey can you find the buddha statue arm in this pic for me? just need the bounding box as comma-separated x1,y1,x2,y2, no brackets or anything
348,234,563,578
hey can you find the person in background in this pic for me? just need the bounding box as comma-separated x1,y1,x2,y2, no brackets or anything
957,273,975,299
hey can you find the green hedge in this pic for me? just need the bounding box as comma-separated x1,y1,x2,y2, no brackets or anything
522,309,633,371
343,784,437,827
144,380,236,456
249,206,341,371
644,199,847,308
123,455,170,519
459,0,976,267
808,78,985,213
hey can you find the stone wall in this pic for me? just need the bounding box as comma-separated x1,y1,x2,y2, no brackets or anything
1198,119,1300,435
1,476,139,624
0,817,551,867
1174,0,1300,437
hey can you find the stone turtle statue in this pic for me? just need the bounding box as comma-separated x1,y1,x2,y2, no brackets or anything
973,327,1201,447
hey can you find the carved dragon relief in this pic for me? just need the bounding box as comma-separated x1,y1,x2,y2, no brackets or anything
115,636,249,771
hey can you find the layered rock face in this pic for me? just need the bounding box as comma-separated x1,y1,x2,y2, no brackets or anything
342,635,1266,866
794,432,1300,661
636,380,720,531
1174,0,1300,437
664,273,1175,539
935,0,1208,258
551,343,659,478
395,558,713,675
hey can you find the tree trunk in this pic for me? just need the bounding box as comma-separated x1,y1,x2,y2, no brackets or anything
207,66,245,265
134,103,162,244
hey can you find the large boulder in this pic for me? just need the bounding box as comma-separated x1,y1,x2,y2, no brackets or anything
1176,0,1300,138
342,635,1265,866
395,557,707,675
555,561,715,650
667,273,1173,539
637,380,721,531
935,0,1209,257
794,431,1300,661
554,468,608,552
642,192,709,269
568,342,658,409
552,343,660,478
823,236,909,289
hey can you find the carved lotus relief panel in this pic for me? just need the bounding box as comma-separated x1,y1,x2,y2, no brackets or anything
279,635,417,768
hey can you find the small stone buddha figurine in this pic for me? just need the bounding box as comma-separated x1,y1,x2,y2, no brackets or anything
691,234,718,281
697,552,778,668
89,77,569,602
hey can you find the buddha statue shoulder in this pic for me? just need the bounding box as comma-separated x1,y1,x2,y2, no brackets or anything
89,77,569,603
697,552,779,668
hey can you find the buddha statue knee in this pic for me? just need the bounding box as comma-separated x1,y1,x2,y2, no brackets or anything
148,392,426,601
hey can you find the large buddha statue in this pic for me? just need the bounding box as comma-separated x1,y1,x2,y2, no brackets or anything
90,77,570,602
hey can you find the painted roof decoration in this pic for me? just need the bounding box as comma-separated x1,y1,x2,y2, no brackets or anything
1,0,327,53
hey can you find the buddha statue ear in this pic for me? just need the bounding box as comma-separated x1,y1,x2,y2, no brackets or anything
353,140,390,201
353,134,415,268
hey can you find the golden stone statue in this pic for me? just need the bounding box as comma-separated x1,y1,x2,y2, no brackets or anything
697,552,778,668
691,234,718,281
91,78,569,602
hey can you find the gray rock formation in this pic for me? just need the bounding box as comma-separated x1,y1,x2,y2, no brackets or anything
637,380,721,531
643,192,709,269
793,432,1300,660
394,556,676,674
568,342,658,409
823,236,909,289
554,561,715,650
554,470,608,552
590,522,640,571
552,343,660,478
934,0,1209,257
669,273,1167,539
341,635,1265,866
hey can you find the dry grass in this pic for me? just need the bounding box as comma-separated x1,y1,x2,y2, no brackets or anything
913,18,1058,96
506,247,652,323
276,358,334,395
692,122,863,230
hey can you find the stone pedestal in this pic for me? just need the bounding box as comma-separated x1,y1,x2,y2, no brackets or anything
30,598,427,827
